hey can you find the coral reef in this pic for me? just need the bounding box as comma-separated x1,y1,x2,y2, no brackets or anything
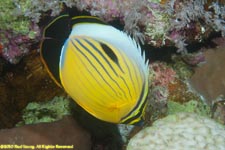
16,96,74,126
166,0,225,52
171,55,194,80
74,0,225,51
74,0,225,50
146,57,210,122
0,0,224,63
0,1,224,149
168,79,199,103
149,62,177,87
127,112,225,150
0,50,64,129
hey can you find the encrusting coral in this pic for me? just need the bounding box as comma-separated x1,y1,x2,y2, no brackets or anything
0,1,40,64
147,62,177,120
166,0,225,52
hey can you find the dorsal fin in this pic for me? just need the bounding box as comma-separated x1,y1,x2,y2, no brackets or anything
40,38,62,87
71,16,107,27
41,15,107,87
43,14,71,40
40,14,71,87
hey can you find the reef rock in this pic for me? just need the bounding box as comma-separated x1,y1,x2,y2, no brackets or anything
0,116,92,150
189,43,225,103
0,50,65,129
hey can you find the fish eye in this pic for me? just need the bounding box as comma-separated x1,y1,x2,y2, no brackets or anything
175,18,182,22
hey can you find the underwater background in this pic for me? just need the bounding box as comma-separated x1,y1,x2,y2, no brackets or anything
0,0,225,150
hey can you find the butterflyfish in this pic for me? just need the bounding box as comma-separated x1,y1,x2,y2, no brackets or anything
40,14,149,124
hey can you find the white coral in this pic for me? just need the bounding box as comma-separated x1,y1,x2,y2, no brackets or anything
127,112,225,150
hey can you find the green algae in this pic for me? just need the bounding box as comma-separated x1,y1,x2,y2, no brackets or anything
0,0,32,35
16,96,75,126
168,100,211,117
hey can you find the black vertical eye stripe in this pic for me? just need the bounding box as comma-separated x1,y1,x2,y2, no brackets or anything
70,40,122,98
83,39,132,98
84,39,125,74
100,43,119,65
74,38,128,99
100,42,125,74
86,39,134,99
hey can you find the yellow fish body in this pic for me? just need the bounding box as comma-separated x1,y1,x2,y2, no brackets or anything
40,15,149,124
